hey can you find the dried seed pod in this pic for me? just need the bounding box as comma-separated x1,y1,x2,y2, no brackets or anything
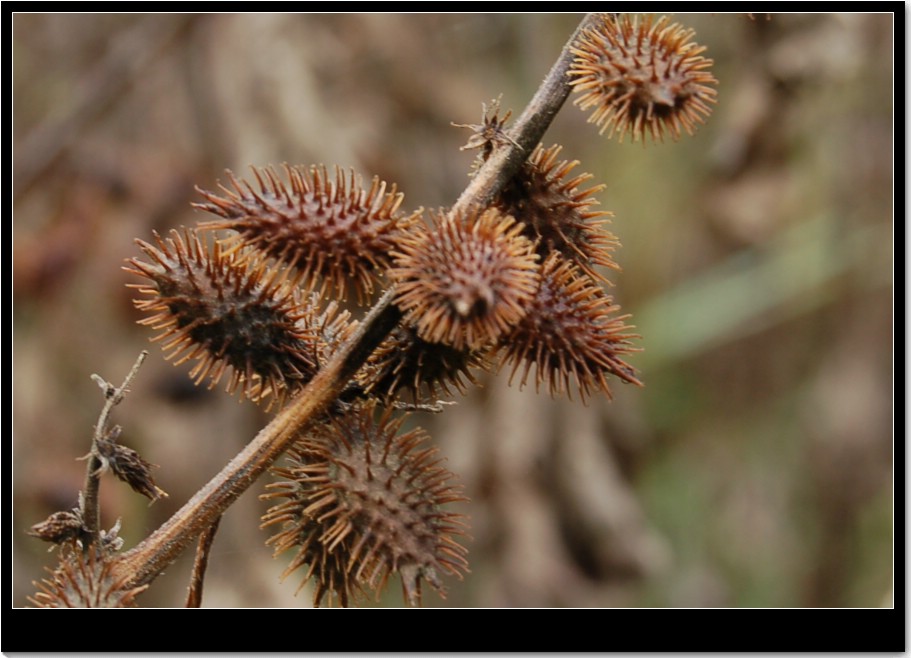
495,253,642,401
261,403,469,607
390,208,540,351
28,509,86,546
569,13,718,143
495,143,620,282
125,228,320,409
95,428,167,502
362,325,487,402
28,548,148,608
194,164,420,304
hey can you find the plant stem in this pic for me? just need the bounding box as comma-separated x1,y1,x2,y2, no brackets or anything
82,351,148,546
111,12,601,591
185,515,221,608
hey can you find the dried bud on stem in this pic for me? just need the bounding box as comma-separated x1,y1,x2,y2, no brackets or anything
453,95,521,176
29,509,86,546
94,427,167,503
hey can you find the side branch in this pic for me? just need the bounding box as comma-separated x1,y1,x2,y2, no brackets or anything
82,351,148,545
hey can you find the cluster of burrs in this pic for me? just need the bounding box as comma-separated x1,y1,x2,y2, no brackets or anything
30,13,715,607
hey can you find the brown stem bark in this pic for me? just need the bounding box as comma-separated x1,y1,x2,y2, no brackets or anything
185,515,222,608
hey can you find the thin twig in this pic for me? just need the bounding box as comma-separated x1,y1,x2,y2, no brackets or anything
185,516,222,608
81,351,148,546
111,13,602,591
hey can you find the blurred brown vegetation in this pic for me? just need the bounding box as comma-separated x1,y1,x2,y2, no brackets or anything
13,13,893,608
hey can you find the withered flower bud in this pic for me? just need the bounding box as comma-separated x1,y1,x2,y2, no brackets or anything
95,428,167,503
28,509,85,546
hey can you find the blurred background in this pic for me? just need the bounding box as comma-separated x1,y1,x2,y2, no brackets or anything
13,13,893,608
